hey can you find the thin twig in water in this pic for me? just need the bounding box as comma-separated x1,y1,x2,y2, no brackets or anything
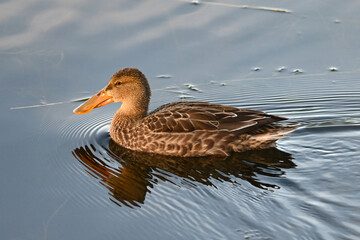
10,98,91,110
179,0,292,13
10,102,66,110
43,198,69,240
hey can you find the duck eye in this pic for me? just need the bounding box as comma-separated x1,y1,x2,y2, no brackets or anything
115,81,121,86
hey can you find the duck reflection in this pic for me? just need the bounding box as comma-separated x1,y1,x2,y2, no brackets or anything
72,140,296,208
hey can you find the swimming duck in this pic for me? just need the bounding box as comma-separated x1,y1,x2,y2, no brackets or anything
74,68,295,157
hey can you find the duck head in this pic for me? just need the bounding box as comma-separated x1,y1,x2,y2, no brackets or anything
73,68,151,116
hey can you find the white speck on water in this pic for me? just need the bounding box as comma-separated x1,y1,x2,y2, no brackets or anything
156,74,173,79
185,83,201,92
277,66,287,72
292,69,303,74
329,67,338,72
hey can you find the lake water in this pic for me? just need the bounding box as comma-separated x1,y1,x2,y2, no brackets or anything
1,0,359,239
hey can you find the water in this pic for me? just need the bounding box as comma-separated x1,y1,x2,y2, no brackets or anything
1,0,360,239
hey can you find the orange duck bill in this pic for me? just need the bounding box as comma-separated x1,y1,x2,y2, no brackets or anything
73,89,114,114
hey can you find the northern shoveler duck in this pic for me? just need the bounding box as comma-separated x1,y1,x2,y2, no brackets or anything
73,68,296,157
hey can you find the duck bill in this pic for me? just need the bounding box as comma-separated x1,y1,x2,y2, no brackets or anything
73,89,114,114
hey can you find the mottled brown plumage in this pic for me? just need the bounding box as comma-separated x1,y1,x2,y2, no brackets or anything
74,68,296,157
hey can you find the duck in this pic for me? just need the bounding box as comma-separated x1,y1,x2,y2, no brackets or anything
73,68,296,157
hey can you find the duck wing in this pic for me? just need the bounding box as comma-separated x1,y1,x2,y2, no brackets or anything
144,102,287,134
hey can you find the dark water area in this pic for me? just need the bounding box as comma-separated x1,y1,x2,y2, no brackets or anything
1,0,360,239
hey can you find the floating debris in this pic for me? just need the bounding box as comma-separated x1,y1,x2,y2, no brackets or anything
329,67,338,72
182,0,291,13
156,74,173,79
209,80,226,86
162,85,179,91
10,96,92,110
72,97,91,102
185,83,201,92
277,66,287,72
179,94,194,99
10,101,65,110
292,69,303,74
40,97,47,105
252,67,261,71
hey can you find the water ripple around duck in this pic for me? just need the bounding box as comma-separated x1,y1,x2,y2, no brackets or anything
45,72,360,239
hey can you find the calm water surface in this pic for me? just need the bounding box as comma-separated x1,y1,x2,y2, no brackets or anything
1,0,360,239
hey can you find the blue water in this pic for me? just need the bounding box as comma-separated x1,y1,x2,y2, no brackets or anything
1,0,359,239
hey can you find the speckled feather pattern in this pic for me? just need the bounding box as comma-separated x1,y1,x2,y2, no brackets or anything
110,101,295,157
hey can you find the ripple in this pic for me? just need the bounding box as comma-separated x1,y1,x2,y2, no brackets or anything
58,113,112,144
54,72,360,221
192,74,360,125
71,135,297,209
53,104,299,209
44,112,116,208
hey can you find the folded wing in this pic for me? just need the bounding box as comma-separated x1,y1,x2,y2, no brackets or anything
144,102,287,134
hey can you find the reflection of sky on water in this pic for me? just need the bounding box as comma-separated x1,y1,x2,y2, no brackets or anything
1,0,359,108
1,0,359,76
0,8,76,48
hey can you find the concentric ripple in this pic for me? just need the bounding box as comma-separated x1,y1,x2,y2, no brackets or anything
51,111,122,207
55,105,300,209
36,70,359,240
56,72,360,215
58,112,113,146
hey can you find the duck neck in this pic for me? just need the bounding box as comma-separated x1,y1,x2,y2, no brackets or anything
118,100,148,118
111,98,149,130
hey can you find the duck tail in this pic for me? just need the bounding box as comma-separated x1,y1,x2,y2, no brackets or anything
254,124,297,142
230,123,297,152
